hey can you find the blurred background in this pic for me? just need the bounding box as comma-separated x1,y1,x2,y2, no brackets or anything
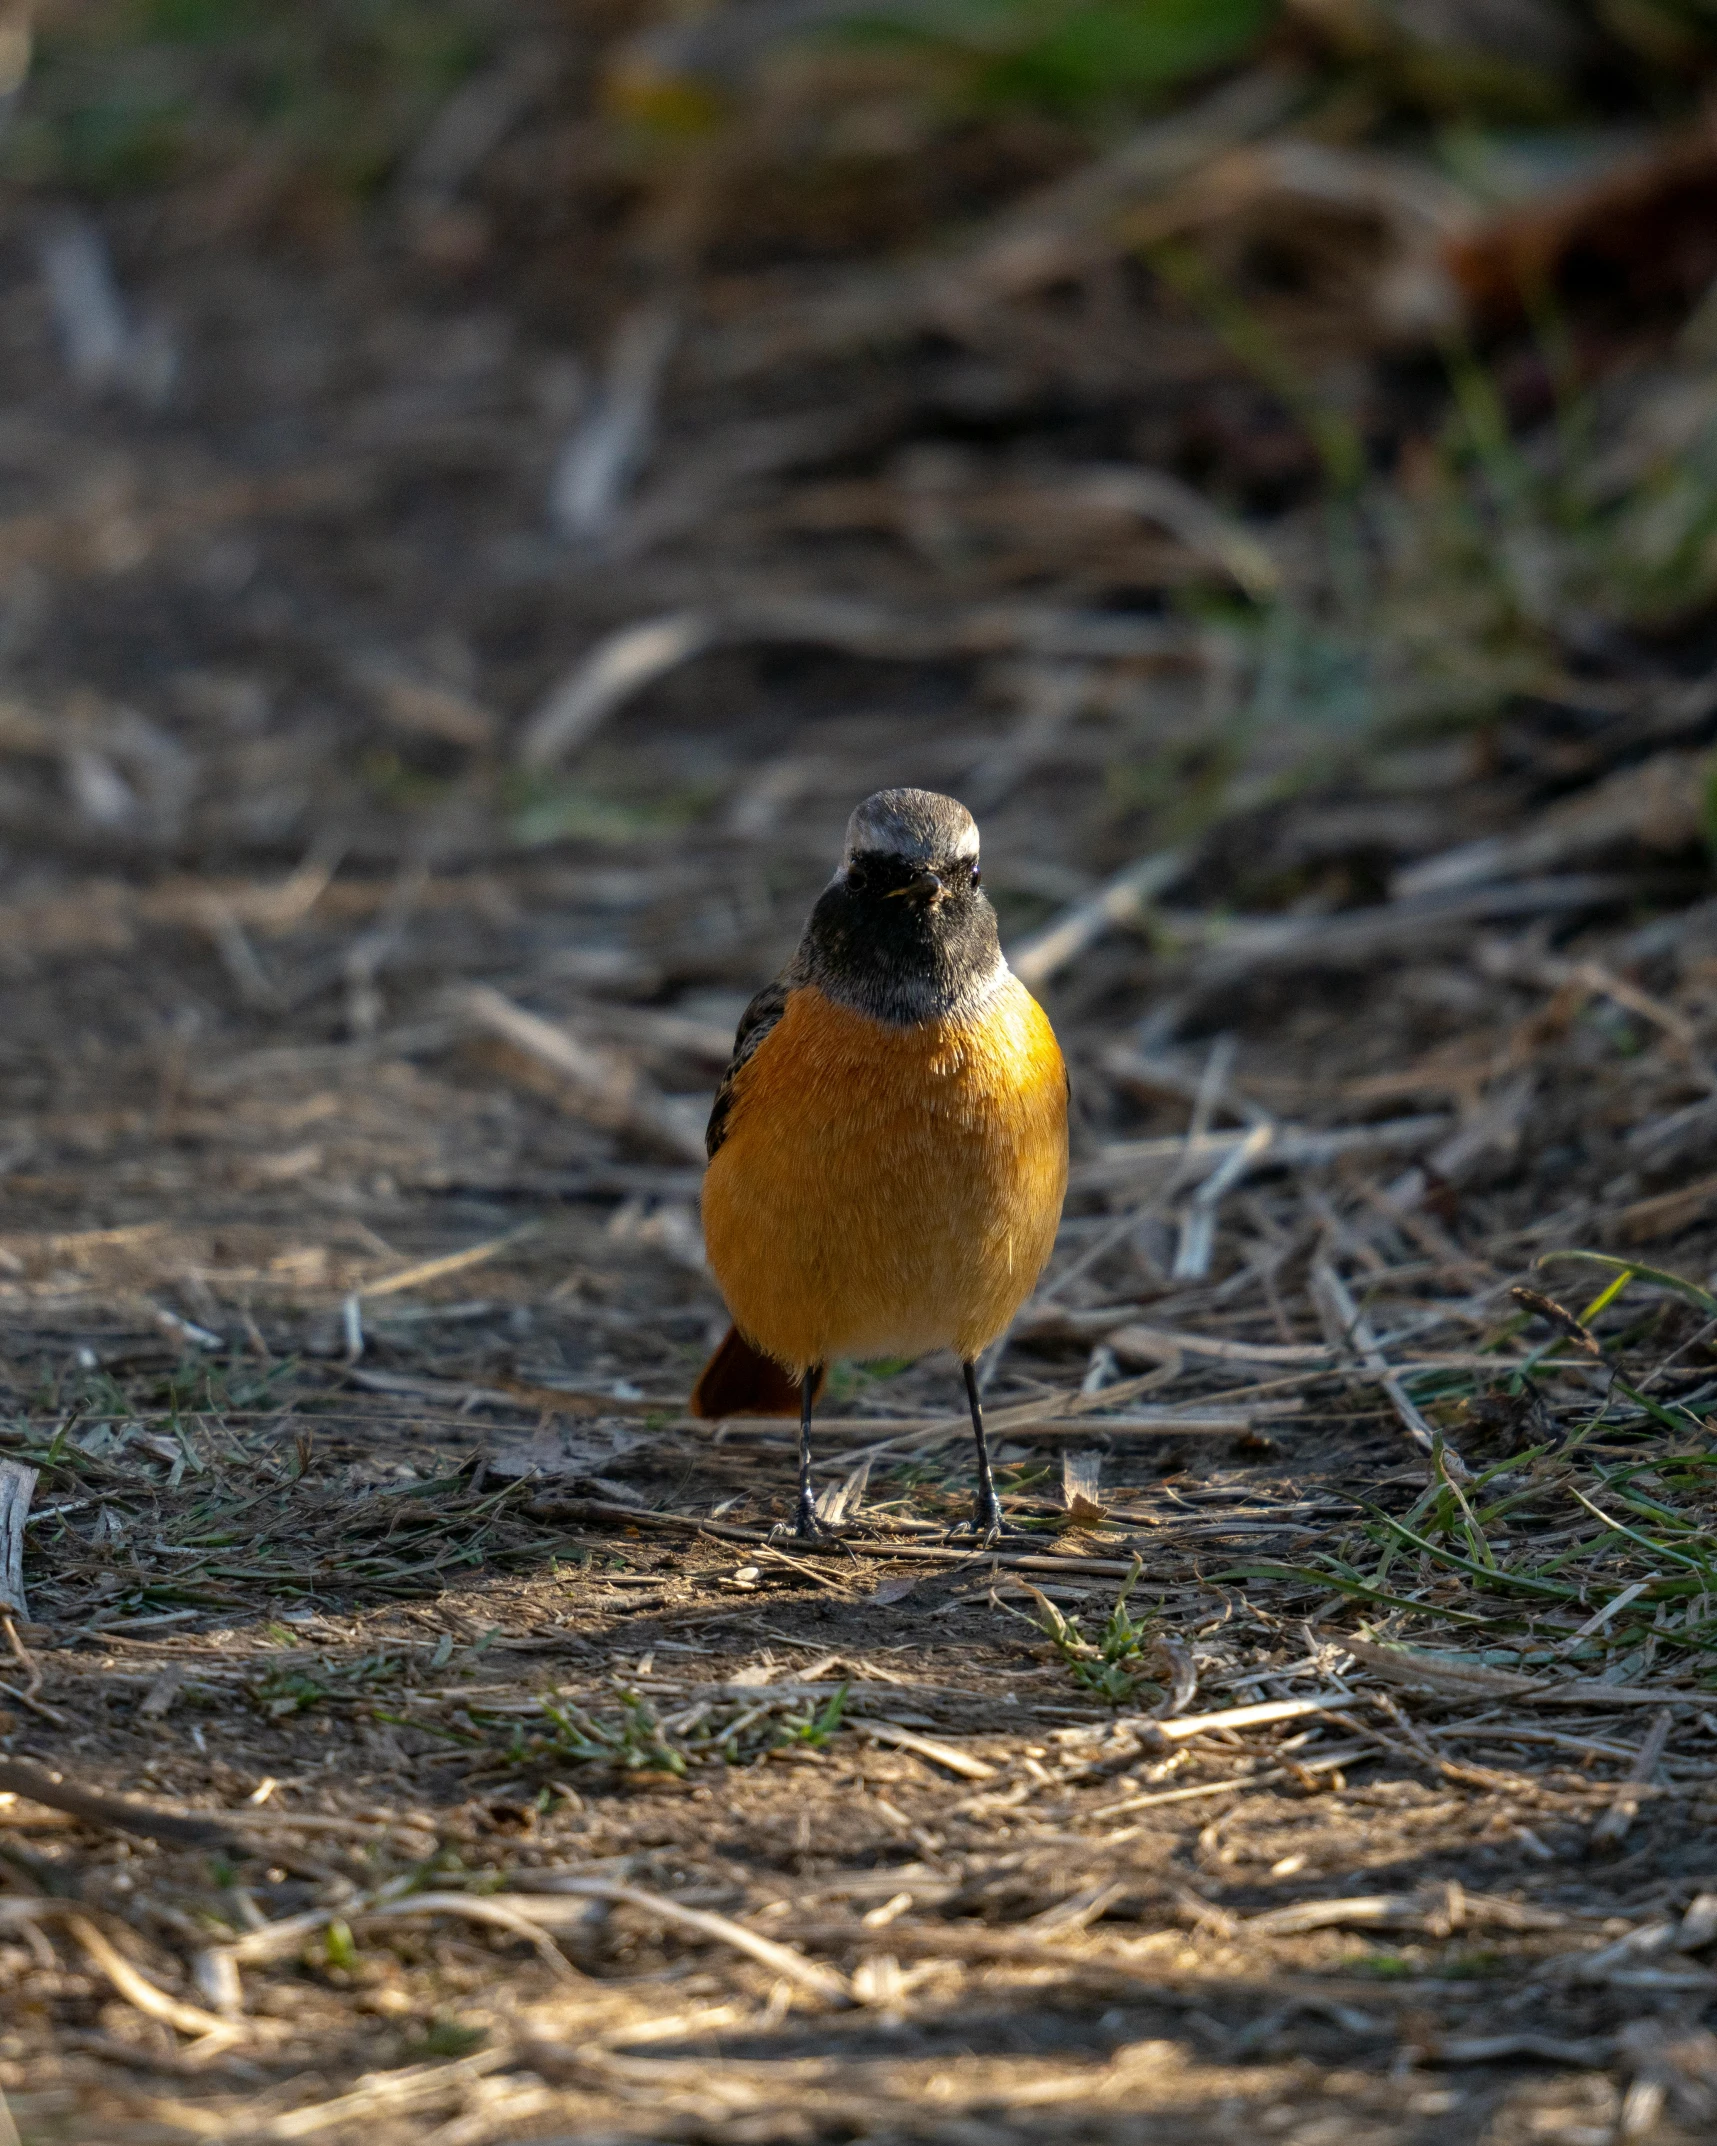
0,0,1714,1332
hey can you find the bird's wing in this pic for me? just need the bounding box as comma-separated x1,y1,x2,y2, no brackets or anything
705,966,799,1159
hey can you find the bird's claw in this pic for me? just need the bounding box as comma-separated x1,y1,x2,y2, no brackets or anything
944,1503,1036,1548
775,1506,842,1547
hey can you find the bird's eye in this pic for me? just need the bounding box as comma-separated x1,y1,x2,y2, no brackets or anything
969,862,981,889
846,858,869,891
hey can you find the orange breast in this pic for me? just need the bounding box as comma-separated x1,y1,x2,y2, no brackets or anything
701,977,1068,1375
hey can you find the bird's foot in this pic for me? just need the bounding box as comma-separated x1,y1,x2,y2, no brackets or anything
944,1499,1040,1548
773,1502,844,1548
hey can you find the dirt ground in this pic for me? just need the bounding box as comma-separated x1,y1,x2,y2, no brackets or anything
6,5,1717,2142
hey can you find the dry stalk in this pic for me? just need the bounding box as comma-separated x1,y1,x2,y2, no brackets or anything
0,1756,240,1850
0,1901,242,2046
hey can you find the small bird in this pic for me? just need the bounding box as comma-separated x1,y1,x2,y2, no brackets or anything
690,787,1068,1540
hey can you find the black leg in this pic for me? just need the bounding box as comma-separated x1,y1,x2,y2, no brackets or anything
794,1364,825,1541
963,1359,1006,1540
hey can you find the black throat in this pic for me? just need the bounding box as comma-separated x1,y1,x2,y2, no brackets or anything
798,853,1004,1026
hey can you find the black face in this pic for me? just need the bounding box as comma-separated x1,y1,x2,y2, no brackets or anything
842,850,981,902
802,845,1000,1024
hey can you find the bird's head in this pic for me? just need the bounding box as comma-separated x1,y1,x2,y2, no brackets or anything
836,787,981,911
804,788,1000,1024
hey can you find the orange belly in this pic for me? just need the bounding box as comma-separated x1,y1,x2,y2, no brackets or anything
701,978,1068,1374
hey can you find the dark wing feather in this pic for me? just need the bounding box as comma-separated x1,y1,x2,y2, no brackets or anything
705,968,797,1159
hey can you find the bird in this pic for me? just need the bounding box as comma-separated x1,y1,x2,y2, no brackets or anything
688,787,1068,1541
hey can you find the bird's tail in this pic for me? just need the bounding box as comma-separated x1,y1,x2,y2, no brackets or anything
689,1326,823,1418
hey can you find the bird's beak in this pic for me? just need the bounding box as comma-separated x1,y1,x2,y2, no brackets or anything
884,865,945,905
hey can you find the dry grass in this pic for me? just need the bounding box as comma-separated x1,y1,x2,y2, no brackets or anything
8,716,1717,2146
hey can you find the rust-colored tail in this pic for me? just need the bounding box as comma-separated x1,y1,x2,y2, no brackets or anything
690,1327,823,1418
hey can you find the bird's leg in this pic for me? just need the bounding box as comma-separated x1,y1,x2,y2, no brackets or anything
959,1358,1009,1542
794,1363,829,1542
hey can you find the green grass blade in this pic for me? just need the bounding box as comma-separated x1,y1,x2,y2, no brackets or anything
1538,1251,1717,1318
